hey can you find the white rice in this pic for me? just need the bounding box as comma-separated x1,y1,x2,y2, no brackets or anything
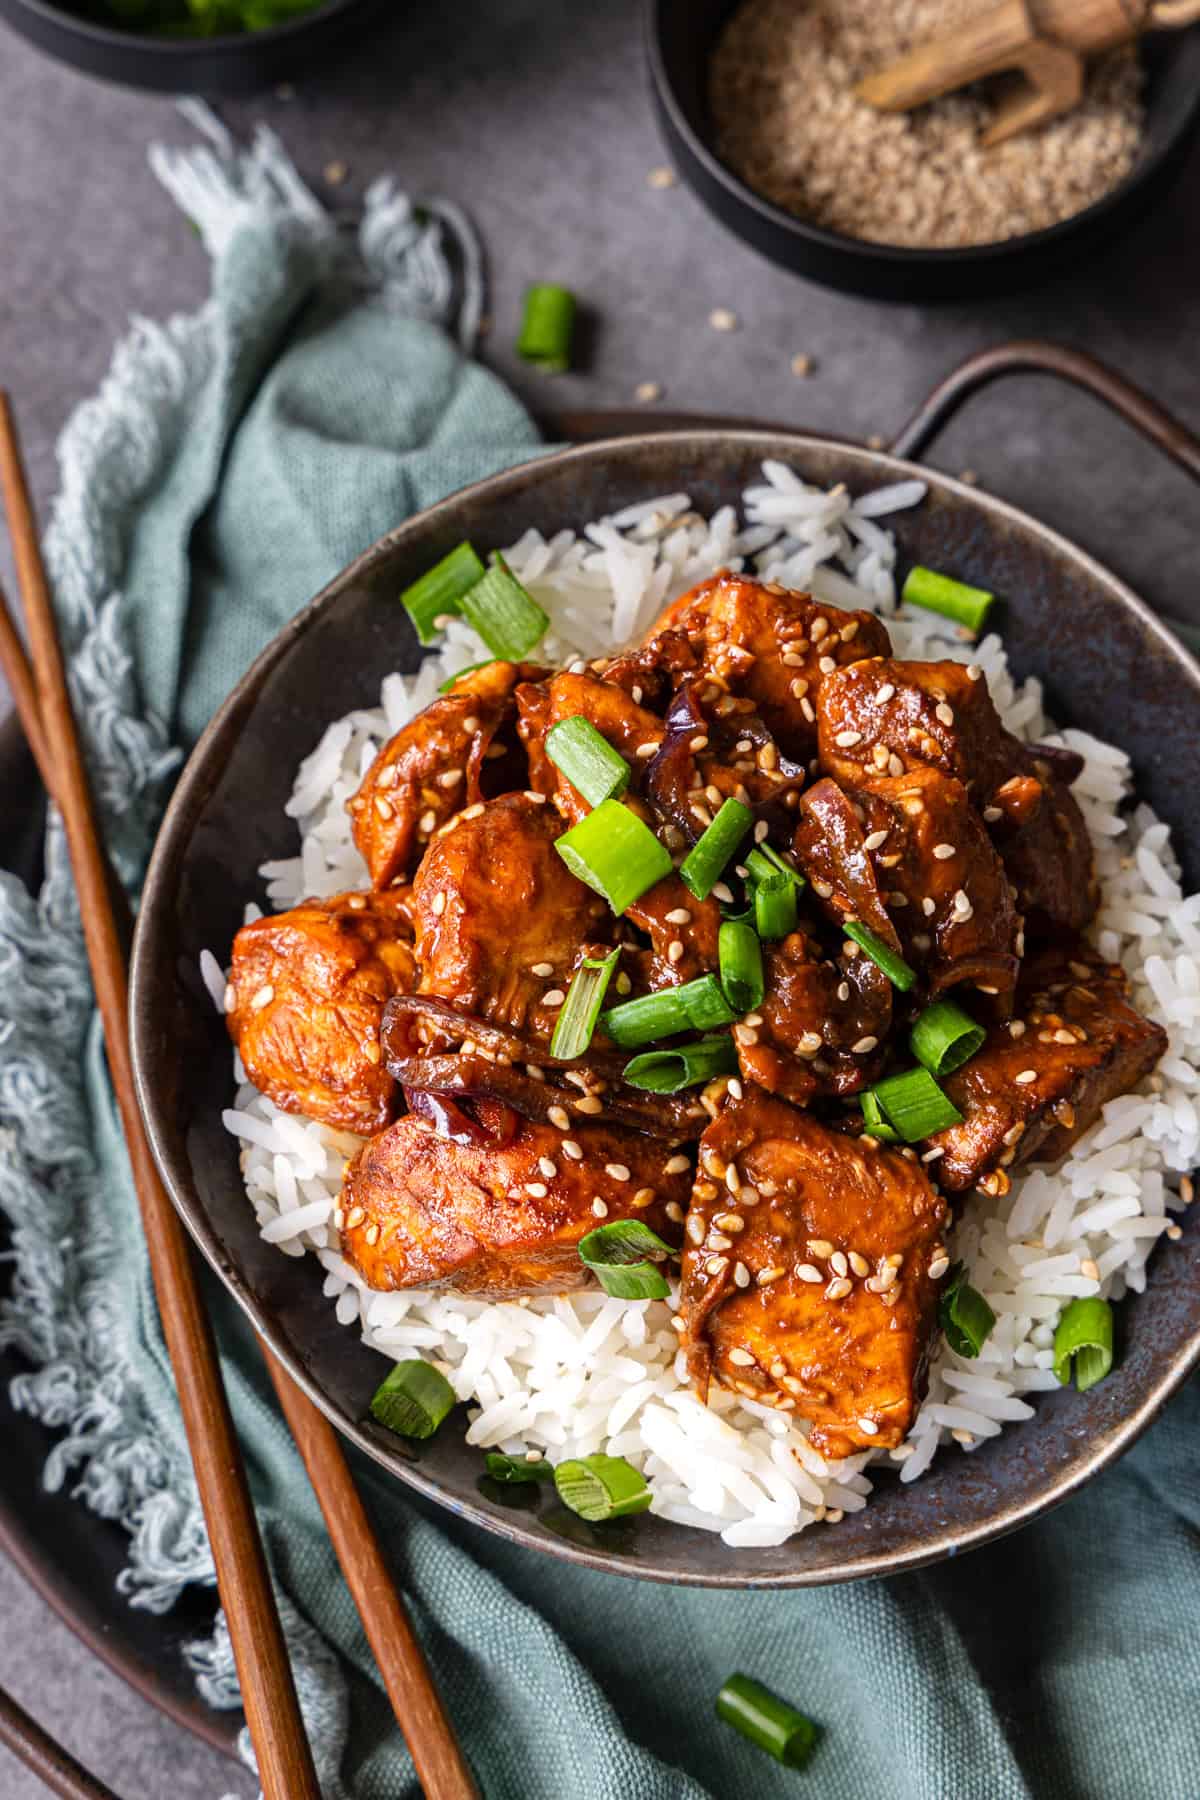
214,462,1197,1546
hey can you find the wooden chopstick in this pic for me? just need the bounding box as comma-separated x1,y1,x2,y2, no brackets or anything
0,390,322,1800
0,1682,120,1800
0,393,479,1800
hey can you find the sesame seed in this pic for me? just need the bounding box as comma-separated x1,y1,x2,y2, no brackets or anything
849,1251,870,1277
1181,1175,1194,1205
852,1035,878,1055
437,768,464,790
840,621,859,643
363,1041,381,1065
837,981,850,1002
811,617,829,641
250,984,274,1012
591,1198,608,1218
826,1277,852,1300
921,1147,946,1163
967,664,983,680
419,809,438,834
324,159,348,185
666,1201,684,1223
463,801,487,818
346,1207,366,1229
542,989,566,1007
431,891,447,917
548,1105,571,1130
818,656,837,675
835,729,862,749
708,1233,732,1251
807,1239,834,1257
373,795,394,820
797,1263,823,1283
725,1163,741,1194
952,1429,974,1447
888,753,904,777
983,805,1003,823
648,164,676,188
1014,1069,1037,1085
875,683,895,703
801,698,816,723
790,352,813,377
633,1187,656,1209
828,1251,849,1279
616,972,633,995
733,1261,751,1287
857,1417,879,1436
932,843,956,861
709,307,739,332
667,940,685,965
928,1256,950,1279
935,702,955,726
530,961,556,977
562,1140,584,1163
686,1214,706,1244
812,879,833,899
798,1030,823,1056
1008,1020,1026,1039
1166,1222,1183,1241
635,381,662,404
365,1222,380,1246
715,1212,745,1234
706,1255,729,1277
728,1347,756,1367
666,907,692,925
781,651,806,669
1080,1257,1100,1281
752,819,769,844
757,1265,786,1286
863,829,889,851
524,1182,548,1200
606,1163,631,1182
538,1157,557,1179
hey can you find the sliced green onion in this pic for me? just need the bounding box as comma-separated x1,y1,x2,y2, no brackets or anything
939,1263,996,1359
902,564,995,635
545,716,632,808
869,1066,963,1142
910,998,986,1076
554,1454,652,1522
600,975,733,1049
555,799,673,915
550,949,620,1060
437,659,495,694
369,1360,456,1439
719,917,765,1013
517,283,577,374
460,552,549,660
745,843,805,891
623,1033,738,1093
1053,1296,1114,1392
716,1674,819,1769
677,974,738,1031
400,541,486,646
844,920,916,992
484,1451,554,1484
579,1218,674,1300
679,799,754,900
860,1088,900,1144
754,875,798,940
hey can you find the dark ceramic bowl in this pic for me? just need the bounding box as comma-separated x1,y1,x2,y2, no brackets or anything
647,0,1200,301
0,0,377,93
130,426,1200,1587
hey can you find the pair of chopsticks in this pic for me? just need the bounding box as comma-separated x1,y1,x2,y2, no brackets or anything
0,392,477,1800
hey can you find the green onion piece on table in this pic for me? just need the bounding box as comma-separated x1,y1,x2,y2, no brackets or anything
679,799,754,900
869,1066,963,1142
939,1263,996,1359
555,799,673,915
601,975,733,1049
910,997,986,1076
860,1088,900,1143
484,1451,554,1484
744,843,805,891
545,715,632,807
844,920,916,991
460,552,549,660
623,1033,738,1094
1053,1296,1114,1392
554,1453,653,1522
579,1218,675,1299
516,283,577,374
369,1360,456,1439
550,950,620,1060
400,541,486,646
902,565,995,635
754,875,798,941
719,917,765,1013
437,659,495,694
716,1673,819,1769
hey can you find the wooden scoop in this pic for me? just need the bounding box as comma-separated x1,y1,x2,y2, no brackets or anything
856,0,1200,146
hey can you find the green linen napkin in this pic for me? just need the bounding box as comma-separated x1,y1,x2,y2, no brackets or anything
0,109,1196,1800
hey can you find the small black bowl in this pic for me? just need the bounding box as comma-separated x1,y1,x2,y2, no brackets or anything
0,0,379,93
648,0,1200,302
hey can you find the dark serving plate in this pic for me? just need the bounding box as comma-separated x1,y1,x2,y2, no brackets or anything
647,0,1200,301
0,0,379,93
130,356,1200,1588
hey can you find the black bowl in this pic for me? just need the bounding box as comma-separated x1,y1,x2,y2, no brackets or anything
129,428,1200,1588
0,0,378,92
647,0,1200,301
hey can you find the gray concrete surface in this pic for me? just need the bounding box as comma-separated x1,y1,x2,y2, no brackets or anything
0,1,1197,1793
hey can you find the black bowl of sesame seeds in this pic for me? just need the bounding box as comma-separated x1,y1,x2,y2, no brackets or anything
648,0,1200,301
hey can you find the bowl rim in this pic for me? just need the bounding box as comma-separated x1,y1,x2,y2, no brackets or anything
131,426,1200,1587
2,0,361,55
645,0,1200,267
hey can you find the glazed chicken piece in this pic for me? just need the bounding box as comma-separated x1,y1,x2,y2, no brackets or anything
927,941,1167,1193
643,678,806,846
734,930,892,1104
679,1090,948,1459
817,656,1096,934
340,1110,692,1298
410,791,608,1035
637,574,892,761
348,659,539,889
228,889,416,1135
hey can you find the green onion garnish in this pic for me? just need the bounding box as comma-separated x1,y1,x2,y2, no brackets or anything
719,917,765,1014
754,875,798,940
553,1453,652,1522
869,1066,963,1142
1053,1296,1114,1392
716,1674,819,1769
484,1451,554,1484
369,1360,456,1439
579,1218,674,1299
902,565,995,635
745,843,805,891
555,799,673,915
679,799,754,900
400,541,486,646
910,998,986,1077
437,659,495,694
860,1088,900,1143
844,919,915,991
516,283,577,374
545,716,632,808
550,950,620,1060
460,552,549,660
623,1033,739,1093
939,1263,996,1359
601,975,734,1049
